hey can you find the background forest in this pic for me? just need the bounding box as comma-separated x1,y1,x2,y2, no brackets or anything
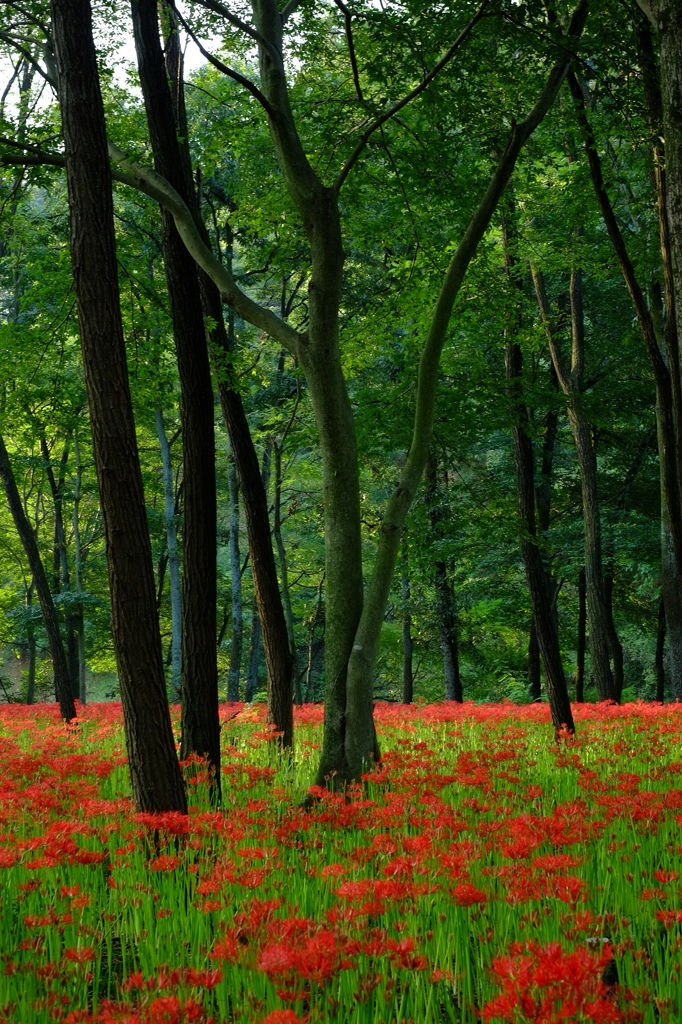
0,0,673,714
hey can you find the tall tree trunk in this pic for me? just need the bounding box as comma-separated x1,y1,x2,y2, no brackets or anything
575,568,586,702
603,553,624,701
72,429,86,704
306,576,325,702
227,456,242,702
245,602,262,703
635,0,682,374
131,0,220,790
340,19,587,775
50,0,186,812
244,447,274,705
570,61,682,701
40,435,79,697
273,441,298,701
504,342,574,732
533,267,617,701
426,459,462,702
0,434,75,719
155,408,182,702
25,580,36,706
528,621,541,701
401,558,413,704
158,10,294,747
656,594,666,701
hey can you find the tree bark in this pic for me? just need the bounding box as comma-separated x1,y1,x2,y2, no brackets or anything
40,436,79,698
50,0,186,812
528,621,541,701
427,461,463,703
401,561,413,704
273,439,299,702
155,408,182,702
245,603,262,703
532,267,617,701
227,455,242,702
504,340,574,733
242,446,276,708
25,580,36,705
0,433,75,719
72,429,86,704
575,567,586,702
131,0,220,790
656,594,666,701
603,555,624,701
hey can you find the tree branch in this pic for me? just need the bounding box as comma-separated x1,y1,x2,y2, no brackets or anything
335,0,492,190
168,4,275,116
0,136,303,357
332,0,363,103
179,0,279,59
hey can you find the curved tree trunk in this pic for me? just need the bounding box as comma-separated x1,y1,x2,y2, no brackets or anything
0,434,75,720
50,0,186,812
227,456,243,702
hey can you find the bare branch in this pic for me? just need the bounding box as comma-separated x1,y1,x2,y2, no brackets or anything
335,0,492,190
169,4,274,115
332,0,363,103
281,0,304,23
180,0,279,59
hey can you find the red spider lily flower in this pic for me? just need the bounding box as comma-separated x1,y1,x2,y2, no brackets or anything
63,946,96,963
451,882,488,906
652,869,678,884
183,968,223,989
655,909,682,927
150,855,181,872
209,932,241,963
481,940,622,1024
261,1011,303,1024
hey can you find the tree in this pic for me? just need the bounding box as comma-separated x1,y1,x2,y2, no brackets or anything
50,0,186,812
0,432,75,719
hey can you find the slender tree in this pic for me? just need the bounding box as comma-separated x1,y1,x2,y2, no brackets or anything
0,433,76,720
131,0,220,790
50,0,186,812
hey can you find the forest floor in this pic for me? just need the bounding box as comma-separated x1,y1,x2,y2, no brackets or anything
0,699,680,1023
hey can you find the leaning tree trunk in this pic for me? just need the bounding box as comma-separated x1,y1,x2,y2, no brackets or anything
0,434,75,720
401,557,413,705
227,455,243,702
131,0,220,791
50,0,186,812
40,436,79,697
155,408,182,702
532,267,617,701
575,567,586,703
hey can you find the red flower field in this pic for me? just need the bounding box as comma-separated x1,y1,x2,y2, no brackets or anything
1,700,681,1022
